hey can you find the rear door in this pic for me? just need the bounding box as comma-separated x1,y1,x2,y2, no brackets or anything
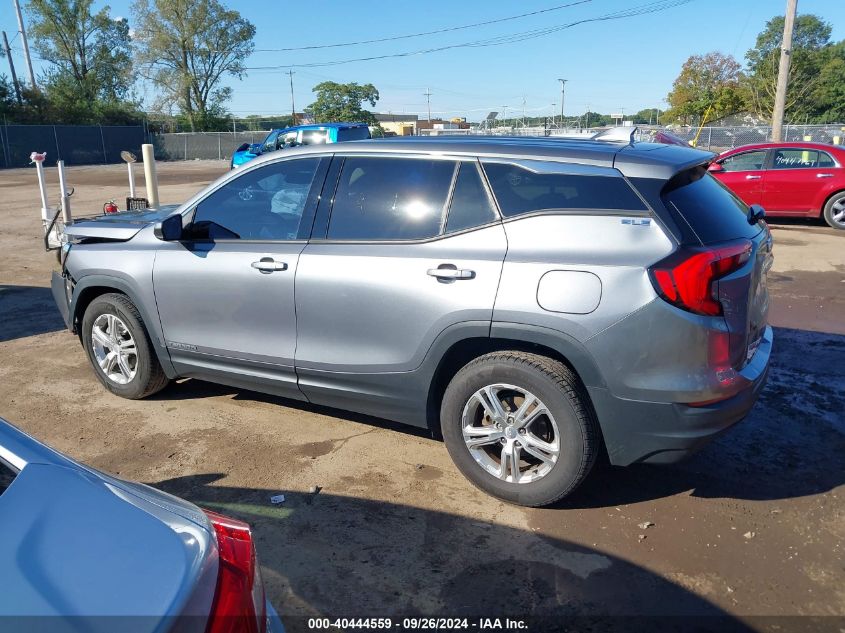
762,147,832,214
294,155,506,414
712,149,768,206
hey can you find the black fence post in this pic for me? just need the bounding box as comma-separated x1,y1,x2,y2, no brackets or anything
99,124,107,163
53,125,61,161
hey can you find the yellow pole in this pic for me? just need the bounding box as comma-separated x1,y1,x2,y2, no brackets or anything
691,104,714,148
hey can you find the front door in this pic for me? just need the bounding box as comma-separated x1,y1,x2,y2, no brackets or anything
713,148,768,206
153,155,328,399
294,156,507,420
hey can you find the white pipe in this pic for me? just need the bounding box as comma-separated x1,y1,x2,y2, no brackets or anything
141,143,159,208
127,161,136,199
57,159,71,223
34,158,49,226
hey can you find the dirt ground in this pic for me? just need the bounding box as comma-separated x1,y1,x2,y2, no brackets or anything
0,161,843,632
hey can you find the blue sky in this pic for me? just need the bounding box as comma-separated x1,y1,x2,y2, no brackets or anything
2,0,844,121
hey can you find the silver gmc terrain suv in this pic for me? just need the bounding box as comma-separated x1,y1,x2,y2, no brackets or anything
51,136,773,506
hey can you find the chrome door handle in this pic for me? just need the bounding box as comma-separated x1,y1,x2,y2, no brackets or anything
745,175,762,180
817,173,834,178
251,258,288,273
427,266,475,280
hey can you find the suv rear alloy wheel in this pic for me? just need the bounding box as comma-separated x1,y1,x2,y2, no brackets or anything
81,293,169,399
461,384,560,484
441,351,598,507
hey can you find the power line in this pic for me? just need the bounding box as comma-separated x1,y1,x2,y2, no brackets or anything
245,0,696,70
250,0,592,52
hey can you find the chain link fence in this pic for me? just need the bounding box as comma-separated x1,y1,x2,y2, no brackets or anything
148,124,845,162
153,131,270,162
426,124,845,153
650,124,845,153
0,124,146,169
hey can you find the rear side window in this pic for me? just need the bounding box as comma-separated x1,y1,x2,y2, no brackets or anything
0,461,16,496
445,162,498,233
337,127,371,142
772,148,822,169
662,167,760,244
818,151,836,168
299,129,329,145
328,157,456,240
482,161,646,217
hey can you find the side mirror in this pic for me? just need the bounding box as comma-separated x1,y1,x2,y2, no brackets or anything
747,204,766,225
153,214,183,241
708,162,724,172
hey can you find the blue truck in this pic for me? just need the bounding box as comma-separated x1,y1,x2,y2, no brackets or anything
231,122,371,168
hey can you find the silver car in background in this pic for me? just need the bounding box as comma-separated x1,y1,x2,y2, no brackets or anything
0,417,280,632
51,136,773,507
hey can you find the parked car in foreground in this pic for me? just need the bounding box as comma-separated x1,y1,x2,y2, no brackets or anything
0,416,280,632
52,135,772,507
231,123,371,168
709,142,845,229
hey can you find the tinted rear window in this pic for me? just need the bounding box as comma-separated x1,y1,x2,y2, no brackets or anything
662,167,761,244
482,161,646,217
0,461,16,496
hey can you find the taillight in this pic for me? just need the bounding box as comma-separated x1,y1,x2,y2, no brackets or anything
649,240,752,316
205,510,266,633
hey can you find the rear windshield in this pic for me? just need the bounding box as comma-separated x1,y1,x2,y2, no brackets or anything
337,126,371,142
0,461,16,496
662,167,761,244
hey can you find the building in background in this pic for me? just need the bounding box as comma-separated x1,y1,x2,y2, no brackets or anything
375,113,419,136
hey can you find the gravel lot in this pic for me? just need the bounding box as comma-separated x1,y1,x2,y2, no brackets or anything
1,160,843,632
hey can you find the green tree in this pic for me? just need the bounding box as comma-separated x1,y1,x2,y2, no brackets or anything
26,0,135,122
811,42,845,123
667,52,745,124
132,0,255,131
307,81,379,124
744,14,832,123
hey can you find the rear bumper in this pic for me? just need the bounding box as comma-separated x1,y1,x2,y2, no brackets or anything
51,270,71,330
591,326,772,466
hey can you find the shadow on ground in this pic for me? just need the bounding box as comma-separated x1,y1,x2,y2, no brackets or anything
154,326,845,508
153,473,756,632
0,285,66,342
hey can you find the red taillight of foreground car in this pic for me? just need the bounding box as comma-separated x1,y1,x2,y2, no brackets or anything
649,240,752,316
205,510,266,633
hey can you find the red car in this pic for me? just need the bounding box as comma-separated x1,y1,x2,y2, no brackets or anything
709,142,845,229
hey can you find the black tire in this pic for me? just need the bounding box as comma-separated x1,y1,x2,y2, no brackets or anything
822,191,845,230
440,351,599,507
81,293,169,399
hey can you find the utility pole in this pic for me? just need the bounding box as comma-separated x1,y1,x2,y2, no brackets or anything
424,88,432,122
286,70,297,125
771,0,798,142
551,103,556,128
558,78,567,128
521,96,526,128
1,31,21,104
12,0,36,91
